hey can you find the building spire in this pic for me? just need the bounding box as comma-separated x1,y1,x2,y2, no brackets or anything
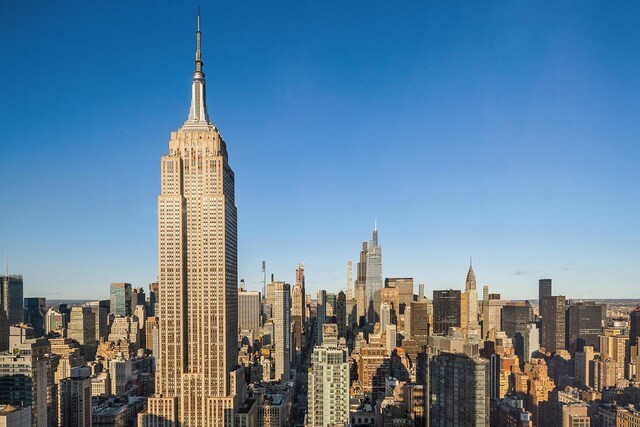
182,5,212,130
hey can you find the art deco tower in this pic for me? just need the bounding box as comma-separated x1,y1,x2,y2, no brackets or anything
140,11,243,427
464,259,480,337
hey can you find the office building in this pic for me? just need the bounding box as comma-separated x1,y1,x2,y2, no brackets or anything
238,289,261,337
308,324,349,427
566,301,605,353
67,306,96,347
110,283,132,317
502,302,533,340
386,277,413,315
23,297,46,337
141,12,244,426
87,300,110,343
365,223,382,322
433,290,461,335
0,275,23,326
538,279,552,309
541,295,566,353
410,299,432,340
45,308,66,334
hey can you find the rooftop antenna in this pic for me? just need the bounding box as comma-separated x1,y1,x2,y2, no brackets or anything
4,250,7,276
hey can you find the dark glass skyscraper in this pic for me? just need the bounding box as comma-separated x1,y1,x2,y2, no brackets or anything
566,301,606,353
501,302,533,339
1,275,24,326
541,295,566,353
538,279,552,309
110,282,132,317
433,290,461,335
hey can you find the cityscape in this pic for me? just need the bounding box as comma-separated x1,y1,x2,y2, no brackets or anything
1,2,640,427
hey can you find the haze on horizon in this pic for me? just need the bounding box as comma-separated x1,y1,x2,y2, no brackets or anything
0,1,638,300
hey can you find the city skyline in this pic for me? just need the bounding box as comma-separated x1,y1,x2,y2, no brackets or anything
2,1,639,300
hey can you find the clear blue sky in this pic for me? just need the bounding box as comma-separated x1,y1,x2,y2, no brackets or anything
1,1,639,300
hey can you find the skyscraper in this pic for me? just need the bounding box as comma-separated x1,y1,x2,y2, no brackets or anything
566,301,606,353
110,282,132,317
630,306,640,347
273,282,291,381
433,290,461,335
365,223,382,322
238,289,261,336
346,261,353,300
317,290,327,345
141,11,242,426
23,297,46,337
464,261,480,336
0,275,23,326
538,279,552,309
541,295,566,353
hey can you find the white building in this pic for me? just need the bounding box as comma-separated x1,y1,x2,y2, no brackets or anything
308,324,350,427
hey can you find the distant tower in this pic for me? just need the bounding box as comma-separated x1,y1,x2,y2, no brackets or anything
465,260,480,336
365,222,383,322
274,282,291,381
262,261,267,300
346,261,353,300
539,279,552,308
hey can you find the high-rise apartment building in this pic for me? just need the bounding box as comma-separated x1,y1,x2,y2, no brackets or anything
0,275,23,326
346,261,353,300
58,366,92,427
336,291,347,338
433,290,461,335
317,290,326,345
538,279,552,309
308,324,349,427
141,12,243,426
273,282,291,381
541,295,566,353
238,289,261,337
295,263,306,329
110,283,132,317
566,301,605,353
0,337,52,425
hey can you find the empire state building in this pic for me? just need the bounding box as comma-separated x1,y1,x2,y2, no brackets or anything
140,11,244,427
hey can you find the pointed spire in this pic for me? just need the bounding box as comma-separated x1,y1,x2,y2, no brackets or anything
466,258,476,291
182,5,212,130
